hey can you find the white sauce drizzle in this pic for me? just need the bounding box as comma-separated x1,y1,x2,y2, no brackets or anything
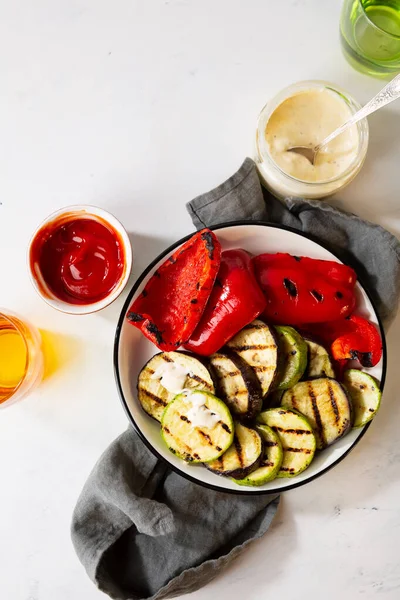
150,361,191,394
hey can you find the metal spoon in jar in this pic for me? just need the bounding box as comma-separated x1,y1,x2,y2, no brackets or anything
287,73,400,166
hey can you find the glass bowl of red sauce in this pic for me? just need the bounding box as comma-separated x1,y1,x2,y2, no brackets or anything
28,206,132,315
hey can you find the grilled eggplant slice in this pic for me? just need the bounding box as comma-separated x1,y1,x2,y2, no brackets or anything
207,422,263,479
138,352,214,422
209,350,262,422
263,389,284,409
161,391,234,463
281,378,351,449
274,326,307,390
258,407,316,478
305,339,335,379
343,369,381,428
227,320,279,396
234,424,283,486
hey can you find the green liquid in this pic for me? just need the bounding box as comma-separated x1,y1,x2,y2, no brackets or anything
340,0,400,76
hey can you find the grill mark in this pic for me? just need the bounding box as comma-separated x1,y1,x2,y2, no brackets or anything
141,389,167,406
234,437,244,468
272,426,313,435
369,408,375,412
193,453,201,460
180,415,191,423
161,354,173,363
226,370,240,377
328,381,340,424
286,446,312,454
146,322,164,345
233,344,276,351
216,446,222,452
220,423,232,434
289,391,298,411
308,382,325,446
198,430,213,446
163,426,170,434
189,373,212,388
201,231,215,260
283,278,298,297
252,365,276,372
127,312,144,322
261,461,274,467
263,441,278,447
310,289,323,302
280,466,295,473
146,368,155,375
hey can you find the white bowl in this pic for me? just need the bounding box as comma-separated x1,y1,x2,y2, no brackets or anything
114,222,386,494
28,205,132,315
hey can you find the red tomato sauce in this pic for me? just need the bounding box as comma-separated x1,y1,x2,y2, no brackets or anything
30,214,125,304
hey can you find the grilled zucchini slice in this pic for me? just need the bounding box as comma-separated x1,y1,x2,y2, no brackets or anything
234,424,283,486
227,320,278,396
305,339,335,379
343,370,381,428
138,352,214,421
207,422,263,479
209,350,262,422
258,408,316,478
274,326,307,390
281,378,351,449
161,391,234,463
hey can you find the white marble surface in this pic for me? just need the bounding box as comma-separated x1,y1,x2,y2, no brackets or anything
1,1,400,599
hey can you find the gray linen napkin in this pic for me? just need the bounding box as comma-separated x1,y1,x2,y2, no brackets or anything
187,158,400,328
72,157,400,600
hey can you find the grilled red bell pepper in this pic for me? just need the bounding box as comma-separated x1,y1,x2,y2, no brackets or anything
127,229,221,351
184,249,266,356
331,315,383,368
252,253,357,325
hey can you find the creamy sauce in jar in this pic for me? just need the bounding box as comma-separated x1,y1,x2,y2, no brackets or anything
265,89,359,183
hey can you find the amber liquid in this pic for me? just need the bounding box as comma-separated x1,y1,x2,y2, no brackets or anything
0,315,28,404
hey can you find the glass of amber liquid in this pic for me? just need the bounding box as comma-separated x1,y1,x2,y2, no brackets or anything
0,310,44,407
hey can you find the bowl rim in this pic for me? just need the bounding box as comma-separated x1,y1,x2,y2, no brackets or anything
113,221,387,495
28,204,133,315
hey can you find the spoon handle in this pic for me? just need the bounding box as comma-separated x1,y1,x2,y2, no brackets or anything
316,73,400,151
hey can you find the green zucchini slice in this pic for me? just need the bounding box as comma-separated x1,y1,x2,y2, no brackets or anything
258,408,316,478
207,422,263,479
305,339,335,379
138,351,214,421
227,320,279,396
234,424,283,486
281,378,351,449
274,326,307,390
209,350,262,422
343,369,381,428
161,391,234,463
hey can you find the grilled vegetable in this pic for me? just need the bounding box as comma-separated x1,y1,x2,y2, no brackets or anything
274,326,307,390
281,378,351,449
234,424,283,486
137,352,215,421
343,369,381,428
263,389,284,409
227,320,279,396
127,229,221,351
207,422,263,479
305,339,335,379
252,253,356,325
184,249,266,356
257,408,316,478
209,350,262,422
331,315,383,368
161,391,234,463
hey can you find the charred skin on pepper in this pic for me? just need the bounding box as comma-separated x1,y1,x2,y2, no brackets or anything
126,229,221,350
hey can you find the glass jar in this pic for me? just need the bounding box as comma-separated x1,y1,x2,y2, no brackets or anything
0,310,44,408
254,80,369,200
